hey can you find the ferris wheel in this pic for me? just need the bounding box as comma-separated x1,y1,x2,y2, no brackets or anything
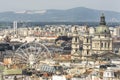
13,42,52,69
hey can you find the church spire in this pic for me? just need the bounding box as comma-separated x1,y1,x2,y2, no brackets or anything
100,13,106,25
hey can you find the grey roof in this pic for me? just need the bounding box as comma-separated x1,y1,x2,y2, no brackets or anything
40,65,56,73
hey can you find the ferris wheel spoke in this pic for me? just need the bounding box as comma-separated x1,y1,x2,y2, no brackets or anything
26,44,30,48
36,47,43,54
36,52,48,60
15,56,27,62
34,60,41,64
36,49,46,59
13,58,28,64
36,52,45,60
33,43,37,54
14,59,28,64
15,53,27,60
33,46,38,55
24,48,29,57
27,47,32,54
19,48,29,58
15,55,27,60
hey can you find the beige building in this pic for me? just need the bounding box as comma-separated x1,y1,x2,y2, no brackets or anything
113,26,120,37
92,14,113,54
82,26,92,56
89,27,95,35
71,26,81,60
70,14,113,59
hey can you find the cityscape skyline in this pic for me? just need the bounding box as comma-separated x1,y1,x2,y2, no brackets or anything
0,0,120,12
0,6,120,79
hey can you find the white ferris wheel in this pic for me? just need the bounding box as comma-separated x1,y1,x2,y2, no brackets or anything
13,42,52,69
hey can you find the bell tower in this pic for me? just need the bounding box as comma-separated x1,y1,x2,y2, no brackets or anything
82,26,92,57
71,26,80,60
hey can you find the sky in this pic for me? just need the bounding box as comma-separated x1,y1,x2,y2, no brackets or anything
0,0,120,12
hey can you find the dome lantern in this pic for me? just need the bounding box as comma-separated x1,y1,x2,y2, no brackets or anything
100,13,106,25
95,13,110,35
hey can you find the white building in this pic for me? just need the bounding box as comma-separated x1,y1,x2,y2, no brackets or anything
52,75,66,80
103,67,115,80
113,26,120,37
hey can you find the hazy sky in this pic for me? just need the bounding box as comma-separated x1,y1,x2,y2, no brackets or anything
0,0,120,12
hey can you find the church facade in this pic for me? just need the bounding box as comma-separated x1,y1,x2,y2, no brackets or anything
71,14,113,59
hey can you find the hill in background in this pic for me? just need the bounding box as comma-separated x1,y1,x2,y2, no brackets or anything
0,7,120,22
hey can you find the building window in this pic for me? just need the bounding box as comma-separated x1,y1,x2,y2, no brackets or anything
59,29,61,32
87,38,89,43
87,50,89,55
105,30,107,33
87,46,89,48
108,43,110,48
75,37,77,42
75,49,77,52
98,35,100,38
76,44,78,47
101,43,103,48
105,43,106,48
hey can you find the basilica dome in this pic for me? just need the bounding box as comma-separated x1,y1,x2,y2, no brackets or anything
95,14,110,35
95,25,110,34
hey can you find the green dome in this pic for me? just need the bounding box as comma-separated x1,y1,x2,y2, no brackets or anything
95,14,110,35
95,25,110,34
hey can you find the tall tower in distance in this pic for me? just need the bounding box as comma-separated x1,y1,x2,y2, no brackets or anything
13,21,18,37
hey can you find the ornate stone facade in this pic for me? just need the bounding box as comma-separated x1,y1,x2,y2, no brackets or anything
71,14,113,59
92,14,113,54
71,26,81,60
